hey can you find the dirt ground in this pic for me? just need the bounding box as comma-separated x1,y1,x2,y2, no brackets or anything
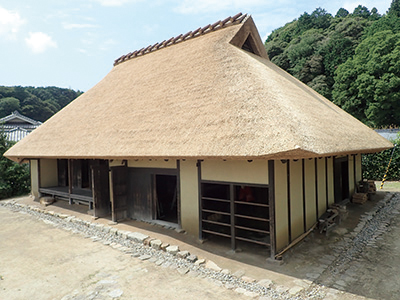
0,205,248,300
1,181,400,299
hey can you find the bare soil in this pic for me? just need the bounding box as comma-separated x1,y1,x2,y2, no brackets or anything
1,182,400,299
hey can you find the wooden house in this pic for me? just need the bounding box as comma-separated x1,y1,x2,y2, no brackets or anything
4,13,392,258
0,111,42,142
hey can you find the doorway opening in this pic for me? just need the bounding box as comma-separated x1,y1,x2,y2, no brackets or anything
334,157,350,203
155,174,178,223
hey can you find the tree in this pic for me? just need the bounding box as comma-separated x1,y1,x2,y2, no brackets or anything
369,8,381,21
363,135,400,180
352,5,371,18
333,30,400,127
0,97,20,117
0,130,30,199
310,7,333,30
335,8,349,18
388,0,400,17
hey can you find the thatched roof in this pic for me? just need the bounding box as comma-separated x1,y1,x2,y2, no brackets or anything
5,13,392,162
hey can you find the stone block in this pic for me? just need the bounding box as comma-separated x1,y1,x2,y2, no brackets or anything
258,279,273,288
150,239,162,250
241,276,256,283
194,258,205,266
166,245,179,255
127,232,149,243
205,260,222,272
161,243,170,251
232,270,245,278
177,250,189,259
186,254,197,263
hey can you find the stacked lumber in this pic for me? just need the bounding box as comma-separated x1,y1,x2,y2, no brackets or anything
352,193,368,204
367,180,376,194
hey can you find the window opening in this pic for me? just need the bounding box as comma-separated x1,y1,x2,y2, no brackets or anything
201,182,270,252
241,34,258,55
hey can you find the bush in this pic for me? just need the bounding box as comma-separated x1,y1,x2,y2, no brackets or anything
362,136,400,180
0,130,30,199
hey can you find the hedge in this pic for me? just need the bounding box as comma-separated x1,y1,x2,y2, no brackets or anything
362,136,399,181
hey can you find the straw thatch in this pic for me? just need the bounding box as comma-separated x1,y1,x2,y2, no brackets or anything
5,14,392,162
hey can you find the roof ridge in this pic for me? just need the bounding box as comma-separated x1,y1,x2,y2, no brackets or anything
0,110,42,125
113,12,247,66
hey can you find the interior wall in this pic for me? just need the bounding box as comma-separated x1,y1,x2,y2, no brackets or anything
40,159,58,188
30,159,39,199
180,160,199,236
201,160,268,184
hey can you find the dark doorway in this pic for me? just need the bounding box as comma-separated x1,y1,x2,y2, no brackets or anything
334,157,350,203
155,175,178,223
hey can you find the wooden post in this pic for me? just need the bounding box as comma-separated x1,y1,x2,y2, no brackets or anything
197,160,203,241
68,159,73,205
230,184,236,251
268,160,276,259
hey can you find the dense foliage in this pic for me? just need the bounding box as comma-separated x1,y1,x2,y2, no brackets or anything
264,0,400,128
0,86,82,122
363,136,400,180
0,130,30,199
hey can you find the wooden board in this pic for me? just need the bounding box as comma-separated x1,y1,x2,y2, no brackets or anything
111,166,128,222
92,165,110,218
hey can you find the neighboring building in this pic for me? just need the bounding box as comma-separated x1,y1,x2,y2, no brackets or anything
375,129,399,141
4,13,392,258
0,111,42,142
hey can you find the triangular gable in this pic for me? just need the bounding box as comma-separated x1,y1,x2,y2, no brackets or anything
0,111,42,126
229,16,268,59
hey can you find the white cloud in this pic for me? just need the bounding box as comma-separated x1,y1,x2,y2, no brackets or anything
63,23,98,30
0,6,25,39
174,0,268,14
93,0,140,7
99,38,117,51
25,32,57,54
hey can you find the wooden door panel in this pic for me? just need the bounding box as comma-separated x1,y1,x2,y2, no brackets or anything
92,165,110,218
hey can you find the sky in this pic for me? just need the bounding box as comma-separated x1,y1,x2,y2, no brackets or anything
0,0,393,92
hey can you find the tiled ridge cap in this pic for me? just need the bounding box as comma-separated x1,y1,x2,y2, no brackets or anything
113,12,248,66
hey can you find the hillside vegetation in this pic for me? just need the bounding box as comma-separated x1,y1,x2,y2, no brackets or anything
0,86,82,122
264,0,400,128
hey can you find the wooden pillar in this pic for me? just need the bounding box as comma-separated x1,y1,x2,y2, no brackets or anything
268,160,276,259
68,159,73,205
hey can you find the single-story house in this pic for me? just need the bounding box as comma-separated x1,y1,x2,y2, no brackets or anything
4,13,392,258
0,111,42,142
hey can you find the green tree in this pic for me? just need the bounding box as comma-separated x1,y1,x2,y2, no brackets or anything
0,130,30,199
352,5,371,18
0,97,20,117
388,0,400,17
335,8,349,18
333,30,400,127
363,135,400,180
